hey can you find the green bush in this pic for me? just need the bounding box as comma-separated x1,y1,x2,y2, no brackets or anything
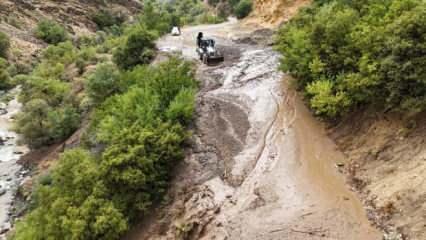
113,26,156,70
0,58,12,90
17,76,71,106
12,149,128,240
85,63,121,105
15,99,80,148
91,9,125,30
234,0,253,19
0,31,10,58
276,0,426,117
13,59,197,240
101,122,186,216
35,20,68,44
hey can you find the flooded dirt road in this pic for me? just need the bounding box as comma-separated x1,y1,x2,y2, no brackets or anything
126,20,381,240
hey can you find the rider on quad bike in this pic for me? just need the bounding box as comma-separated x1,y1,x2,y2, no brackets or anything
196,32,224,65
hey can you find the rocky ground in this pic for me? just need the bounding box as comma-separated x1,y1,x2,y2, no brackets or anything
124,20,381,240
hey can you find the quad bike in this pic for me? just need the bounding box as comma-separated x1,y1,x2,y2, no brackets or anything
171,26,181,36
196,38,224,65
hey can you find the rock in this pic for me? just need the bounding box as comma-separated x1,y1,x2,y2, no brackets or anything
383,231,404,240
13,150,24,155
0,187,6,196
19,177,33,198
336,162,345,167
0,137,5,145
0,223,10,234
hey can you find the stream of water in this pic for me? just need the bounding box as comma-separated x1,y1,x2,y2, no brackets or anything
0,88,28,234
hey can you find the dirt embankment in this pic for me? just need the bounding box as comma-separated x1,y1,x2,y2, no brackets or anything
0,0,141,62
245,0,311,27
328,111,426,240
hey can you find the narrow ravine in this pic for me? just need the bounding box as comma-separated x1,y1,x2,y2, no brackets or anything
0,88,28,236
126,20,381,240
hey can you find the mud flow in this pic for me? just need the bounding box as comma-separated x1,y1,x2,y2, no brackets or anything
125,20,381,240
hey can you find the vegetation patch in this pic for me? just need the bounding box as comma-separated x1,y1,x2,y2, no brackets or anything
276,0,426,118
10,1,199,239
0,31,10,58
35,20,68,44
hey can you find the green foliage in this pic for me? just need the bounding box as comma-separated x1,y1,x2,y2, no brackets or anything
101,122,186,216
35,20,68,44
15,98,80,148
234,0,253,19
0,58,12,90
13,149,128,240
306,79,351,117
113,26,156,70
17,76,71,106
0,31,10,58
92,9,125,30
14,41,91,147
276,0,426,117
150,0,225,27
85,63,121,104
13,59,198,240
13,2,200,238
166,88,196,125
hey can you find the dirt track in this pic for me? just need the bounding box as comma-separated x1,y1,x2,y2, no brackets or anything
125,20,381,240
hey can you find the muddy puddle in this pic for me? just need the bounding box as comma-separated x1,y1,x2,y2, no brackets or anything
0,88,28,236
126,20,381,240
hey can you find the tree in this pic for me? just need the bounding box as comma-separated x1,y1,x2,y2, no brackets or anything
13,149,128,240
113,26,156,70
85,63,121,104
35,20,68,44
234,0,253,19
0,58,12,90
101,122,186,217
15,99,52,147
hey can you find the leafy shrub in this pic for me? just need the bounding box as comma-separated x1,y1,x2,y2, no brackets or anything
15,99,80,148
76,46,98,73
0,31,10,58
17,76,71,106
12,149,128,240
13,59,197,240
85,63,121,104
165,88,196,125
234,0,253,19
276,0,426,117
41,41,76,65
91,9,125,30
113,26,156,70
101,122,186,216
0,58,12,90
35,20,68,44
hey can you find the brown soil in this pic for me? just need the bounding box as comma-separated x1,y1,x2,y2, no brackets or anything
245,0,311,28
328,110,426,240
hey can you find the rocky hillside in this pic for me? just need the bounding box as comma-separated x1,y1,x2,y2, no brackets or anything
0,0,140,62
248,0,311,27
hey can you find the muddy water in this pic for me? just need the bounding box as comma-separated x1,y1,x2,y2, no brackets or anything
0,88,28,235
127,20,381,239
